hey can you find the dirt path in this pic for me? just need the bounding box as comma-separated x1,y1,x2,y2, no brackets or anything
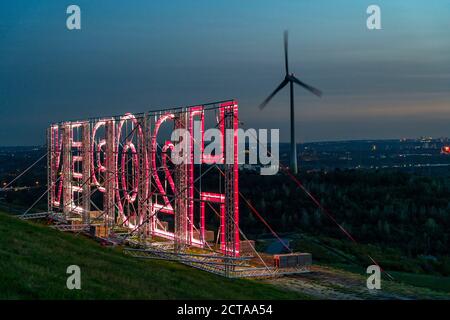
264,265,447,300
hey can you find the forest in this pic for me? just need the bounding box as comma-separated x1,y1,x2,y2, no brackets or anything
238,169,450,275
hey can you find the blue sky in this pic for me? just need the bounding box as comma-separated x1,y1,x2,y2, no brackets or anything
0,0,449,145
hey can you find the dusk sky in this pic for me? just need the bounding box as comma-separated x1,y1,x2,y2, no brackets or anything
0,0,449,145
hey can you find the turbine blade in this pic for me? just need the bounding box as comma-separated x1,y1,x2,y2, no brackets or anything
284,30,289,75
259,79,289,110
291,75,323,97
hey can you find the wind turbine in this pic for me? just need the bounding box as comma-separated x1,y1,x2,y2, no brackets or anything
259,31,322,174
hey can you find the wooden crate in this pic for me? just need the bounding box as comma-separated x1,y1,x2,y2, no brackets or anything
70,219,83,225
192,230,215,242
89,210,103,219
204,230,214,242
89,225,109,238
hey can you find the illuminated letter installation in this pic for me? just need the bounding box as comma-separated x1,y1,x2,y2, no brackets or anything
48,101,239,256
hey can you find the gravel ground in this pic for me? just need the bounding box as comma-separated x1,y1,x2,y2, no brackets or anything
264,265,449,300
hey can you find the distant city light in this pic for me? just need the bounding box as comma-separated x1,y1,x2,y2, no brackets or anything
441,146,450,154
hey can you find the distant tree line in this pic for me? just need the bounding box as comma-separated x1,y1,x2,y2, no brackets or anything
238,169,450,258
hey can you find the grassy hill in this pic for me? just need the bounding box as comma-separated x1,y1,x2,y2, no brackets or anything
0,211,307,299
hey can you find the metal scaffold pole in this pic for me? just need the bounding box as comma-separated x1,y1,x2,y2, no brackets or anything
62,123,72,219
174,109,189,253
223,102,239,277
47,127,52,215
138,115,149,243
105,119,116,231
82,122,91,224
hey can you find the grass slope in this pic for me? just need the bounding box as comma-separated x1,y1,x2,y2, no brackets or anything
0,212,308,299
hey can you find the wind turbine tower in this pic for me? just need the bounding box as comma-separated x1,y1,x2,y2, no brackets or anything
259,31,323,174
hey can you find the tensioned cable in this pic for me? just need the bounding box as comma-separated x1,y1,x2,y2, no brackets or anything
236,115,394,280
22,121,142,220
20,175,62,217
193,184,271,272
155,143,271,270
1,152,47,191
214,165,292,253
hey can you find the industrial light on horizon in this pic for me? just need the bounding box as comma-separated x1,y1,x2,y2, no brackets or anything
441,146,450,154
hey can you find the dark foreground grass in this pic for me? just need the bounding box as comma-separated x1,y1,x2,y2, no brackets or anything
0,212,308,299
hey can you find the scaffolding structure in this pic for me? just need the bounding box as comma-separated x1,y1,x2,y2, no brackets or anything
46,99,310,278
